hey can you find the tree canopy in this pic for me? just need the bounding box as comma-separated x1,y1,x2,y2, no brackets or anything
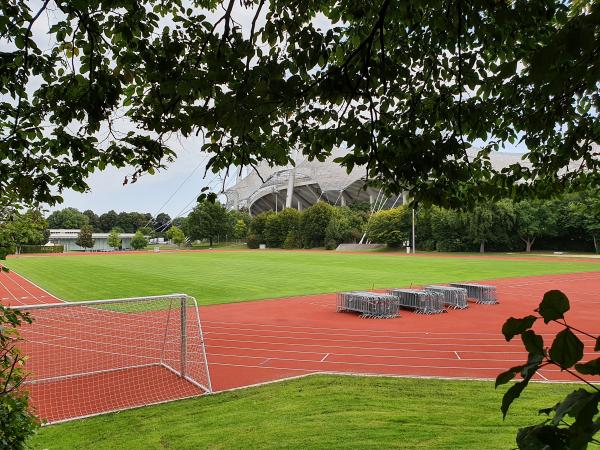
2,1,599,208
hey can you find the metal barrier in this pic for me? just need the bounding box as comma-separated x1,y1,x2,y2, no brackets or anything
425,285,469,309
336,291,401,318
386,289,446,314
449,283,498,304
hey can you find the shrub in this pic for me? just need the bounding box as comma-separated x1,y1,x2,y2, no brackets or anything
283,230,301,249
300,202,334,248
367,206,411,247
0,305,40,449
130,230,148,250
246,234,260,249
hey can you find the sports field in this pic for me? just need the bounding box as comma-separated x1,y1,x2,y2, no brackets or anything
2,251,598,448
4,250,599,304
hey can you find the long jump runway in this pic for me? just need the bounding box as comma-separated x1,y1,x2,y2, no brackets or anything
1,268,599,417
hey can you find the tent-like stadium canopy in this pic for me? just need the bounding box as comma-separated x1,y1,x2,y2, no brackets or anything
225,149,526,215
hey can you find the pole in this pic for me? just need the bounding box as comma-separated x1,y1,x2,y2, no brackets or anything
412,208,416,254
180,297,187,378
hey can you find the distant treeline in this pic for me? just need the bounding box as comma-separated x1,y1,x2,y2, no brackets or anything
46,208,177,234
247,189,599,253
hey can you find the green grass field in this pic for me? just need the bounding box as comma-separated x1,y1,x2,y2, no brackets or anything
30,375,578,449
5,250,599,304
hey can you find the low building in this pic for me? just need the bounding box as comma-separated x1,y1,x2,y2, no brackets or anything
48,229,136,252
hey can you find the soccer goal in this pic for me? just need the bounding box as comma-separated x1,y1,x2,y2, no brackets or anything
13,294,211,423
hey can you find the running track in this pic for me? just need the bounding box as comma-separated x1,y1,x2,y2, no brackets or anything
1,268,599,422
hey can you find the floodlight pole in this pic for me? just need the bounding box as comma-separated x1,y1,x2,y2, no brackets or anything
412,208,416,254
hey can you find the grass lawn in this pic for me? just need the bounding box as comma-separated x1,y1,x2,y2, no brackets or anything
5,251,598,304
30,375,579,450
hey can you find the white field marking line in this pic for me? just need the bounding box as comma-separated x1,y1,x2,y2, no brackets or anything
206,336,535,349
206,343,531,357
259,358,271,366
537,371,549,381
6,269,63,303
0,277,23,304
202,319,590,339
210,370,598,396
454,351,461,360
210,354,576,375
204,328,597,345
210,350,525,364
210,359,507,373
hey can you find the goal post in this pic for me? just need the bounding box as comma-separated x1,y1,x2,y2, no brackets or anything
13,294,212,423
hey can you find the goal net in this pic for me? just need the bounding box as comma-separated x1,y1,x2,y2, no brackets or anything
14,294,212,423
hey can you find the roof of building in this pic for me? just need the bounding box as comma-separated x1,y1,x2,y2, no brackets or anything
225,148,527,214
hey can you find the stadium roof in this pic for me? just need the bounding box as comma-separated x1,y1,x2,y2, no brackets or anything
225,149,527,215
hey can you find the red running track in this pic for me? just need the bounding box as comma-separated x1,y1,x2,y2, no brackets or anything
1,268,599,422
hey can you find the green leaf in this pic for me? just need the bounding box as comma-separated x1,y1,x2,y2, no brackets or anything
516,424,570,450
501,376,532,419
495,365,524,388
549,329,584,369
575,358,600,376
552,389,595,425
537,290,569,324
521,330,544,356
502,315,537,341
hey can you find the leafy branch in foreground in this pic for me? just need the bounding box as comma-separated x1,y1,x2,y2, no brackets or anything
497,290,600,449
0,304,40,449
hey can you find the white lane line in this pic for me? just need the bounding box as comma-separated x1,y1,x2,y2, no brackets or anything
259,358,271,366
454,351,461,360
537,371,549,381
320,353,330,362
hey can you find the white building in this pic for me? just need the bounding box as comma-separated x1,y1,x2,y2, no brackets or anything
48,229,136,252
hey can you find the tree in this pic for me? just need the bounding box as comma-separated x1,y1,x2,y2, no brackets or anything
325,207,365,249
99,211,119,233
154,213,172,233
466,201,515,253
75,225,95,250
514,200,558,252
47,208,88,230
232,220,248,241
300,202,335,248
8,210,48,253
166,226,186,247
83,210,100,232
107,229,121,249
185,202,233,247
2,2,598,208
0,305,40,449
367,207,411,248
130,230,148,250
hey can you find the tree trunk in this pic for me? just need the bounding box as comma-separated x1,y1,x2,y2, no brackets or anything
525,237,535,253
480,241,485,253
209,237,213,247
594,235,598,254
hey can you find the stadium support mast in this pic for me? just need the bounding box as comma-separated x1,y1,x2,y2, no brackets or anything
285,167,296,208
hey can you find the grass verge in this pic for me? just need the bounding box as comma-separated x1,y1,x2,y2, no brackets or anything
30,374,579,450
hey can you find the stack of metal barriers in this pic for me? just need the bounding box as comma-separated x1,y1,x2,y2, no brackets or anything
425,285,469,309
449,283,498,304
386,289,446,314
336,291,401,318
